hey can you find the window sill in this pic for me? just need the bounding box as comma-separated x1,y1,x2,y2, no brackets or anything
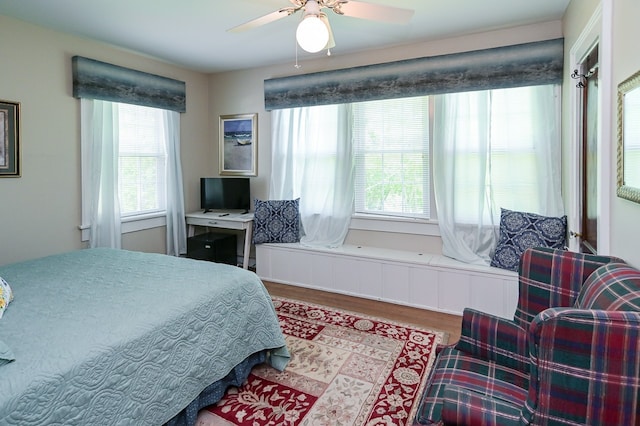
80,212,166,242
349,214,440,236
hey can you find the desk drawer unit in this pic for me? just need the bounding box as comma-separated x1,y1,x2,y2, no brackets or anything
187,232,237,265
186,217,244,230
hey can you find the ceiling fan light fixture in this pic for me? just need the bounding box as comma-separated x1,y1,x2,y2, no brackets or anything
296,14,330,53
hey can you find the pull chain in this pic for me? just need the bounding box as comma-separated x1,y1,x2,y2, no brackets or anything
294,38,301,69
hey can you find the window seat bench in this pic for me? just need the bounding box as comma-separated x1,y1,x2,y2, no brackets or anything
256,243,518,318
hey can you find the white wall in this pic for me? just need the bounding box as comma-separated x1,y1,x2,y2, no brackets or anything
609,0,640,267
0,15,210,265
208,21,564,253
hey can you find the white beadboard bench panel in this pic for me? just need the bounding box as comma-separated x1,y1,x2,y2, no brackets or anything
256,243,519,319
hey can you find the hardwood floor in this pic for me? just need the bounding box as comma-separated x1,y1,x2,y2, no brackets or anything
263,281,462,344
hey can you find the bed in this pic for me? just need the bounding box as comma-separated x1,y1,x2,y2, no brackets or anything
0,248,289,425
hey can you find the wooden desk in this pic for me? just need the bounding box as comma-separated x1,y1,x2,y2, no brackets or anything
185,211,254,269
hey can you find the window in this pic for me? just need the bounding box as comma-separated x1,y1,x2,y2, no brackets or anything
443,86,559,224
117,103,167,217
353,96,430,219
490,87,549,212
351,87,556,223
80,99,177,246
271,84,561,247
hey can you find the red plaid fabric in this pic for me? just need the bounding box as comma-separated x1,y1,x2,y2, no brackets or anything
514,248,621,329
454,308,529,373
441,385,523,425
414,248,638,425
524,308,640,425
414,346,529,425
575,262,640,310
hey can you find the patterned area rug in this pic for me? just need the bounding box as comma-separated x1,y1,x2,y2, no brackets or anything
196,297,445,426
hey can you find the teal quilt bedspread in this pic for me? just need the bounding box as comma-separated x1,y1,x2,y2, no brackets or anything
0,248,288,425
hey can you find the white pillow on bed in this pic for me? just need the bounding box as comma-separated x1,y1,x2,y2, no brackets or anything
0,277,16,365
0,276,13,320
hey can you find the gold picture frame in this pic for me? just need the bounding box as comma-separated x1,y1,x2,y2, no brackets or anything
616,70,640,203
219,113,257,176
0,99,21,177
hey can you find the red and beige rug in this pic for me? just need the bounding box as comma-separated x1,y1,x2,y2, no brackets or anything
196,297,446,426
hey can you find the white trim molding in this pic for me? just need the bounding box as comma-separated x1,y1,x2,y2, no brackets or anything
80,213,167,242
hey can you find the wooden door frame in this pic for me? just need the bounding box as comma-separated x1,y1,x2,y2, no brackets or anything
568,2,613,254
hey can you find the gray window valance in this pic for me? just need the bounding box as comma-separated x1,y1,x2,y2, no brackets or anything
72,56,186,113
264,38,563,110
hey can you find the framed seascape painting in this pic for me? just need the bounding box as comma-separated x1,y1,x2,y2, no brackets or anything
0,99,20,177
219,113,257,176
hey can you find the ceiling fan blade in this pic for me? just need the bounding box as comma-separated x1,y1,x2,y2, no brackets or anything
319,14,336,49
228,8,294,33
337,0,414,24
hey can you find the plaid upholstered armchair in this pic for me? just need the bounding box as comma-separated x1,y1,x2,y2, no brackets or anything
414,247,640,425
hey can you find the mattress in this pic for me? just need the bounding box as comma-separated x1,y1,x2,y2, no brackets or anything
0,248,288,425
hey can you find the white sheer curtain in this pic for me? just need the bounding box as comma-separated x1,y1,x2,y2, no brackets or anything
81,101,187,254
433,85,563,265
270,104,354,248
164,110,187,256
81,98,122,249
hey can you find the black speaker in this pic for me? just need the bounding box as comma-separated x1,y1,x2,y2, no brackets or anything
187,232,237,265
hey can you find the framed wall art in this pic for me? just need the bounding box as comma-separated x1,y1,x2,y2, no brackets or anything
219,113,257,176
0,99,21,177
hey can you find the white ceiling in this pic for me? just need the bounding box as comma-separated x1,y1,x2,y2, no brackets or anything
0,0,570,73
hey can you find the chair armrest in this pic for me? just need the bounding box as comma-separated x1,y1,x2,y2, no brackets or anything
454,308,529,372
514,247,622,329
524,308,640,426
440,385,521,426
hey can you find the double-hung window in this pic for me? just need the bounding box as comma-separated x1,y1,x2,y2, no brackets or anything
352,96,430,219
350,85,560,224
439,85,561,225
118,103,167,218
80,100,176,247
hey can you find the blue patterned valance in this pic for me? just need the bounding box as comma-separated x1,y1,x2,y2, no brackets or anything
72,56,186,113
264,38,564,110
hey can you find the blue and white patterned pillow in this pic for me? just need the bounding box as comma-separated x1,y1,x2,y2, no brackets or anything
491,208,567,272
252,198,301,244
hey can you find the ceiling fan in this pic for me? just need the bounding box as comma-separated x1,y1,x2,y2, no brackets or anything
228,0,414,54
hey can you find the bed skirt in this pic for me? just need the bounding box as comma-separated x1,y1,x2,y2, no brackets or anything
166,350,267,426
